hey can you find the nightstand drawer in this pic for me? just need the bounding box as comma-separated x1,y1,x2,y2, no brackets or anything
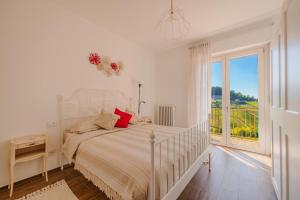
16,140,45,149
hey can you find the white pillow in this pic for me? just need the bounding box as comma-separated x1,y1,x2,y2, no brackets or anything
102,99,127,114
102,101,115,114
94,113,120,130
69,118,100,134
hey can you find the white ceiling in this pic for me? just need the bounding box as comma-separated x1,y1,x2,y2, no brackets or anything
52,0,283,51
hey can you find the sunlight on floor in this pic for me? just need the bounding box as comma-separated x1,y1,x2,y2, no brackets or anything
216,145,271,172
237,148,272,167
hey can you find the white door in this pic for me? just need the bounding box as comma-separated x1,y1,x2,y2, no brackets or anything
270,0,300,199
210,47,268,154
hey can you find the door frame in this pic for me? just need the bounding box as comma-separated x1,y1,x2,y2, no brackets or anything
210,56,227,146
210,46,269,154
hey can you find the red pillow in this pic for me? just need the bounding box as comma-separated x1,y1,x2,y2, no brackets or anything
114,108,132,128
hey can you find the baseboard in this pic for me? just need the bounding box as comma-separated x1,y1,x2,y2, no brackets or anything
0,164,73,190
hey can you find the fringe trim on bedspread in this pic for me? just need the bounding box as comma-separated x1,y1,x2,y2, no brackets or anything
74,163,124,200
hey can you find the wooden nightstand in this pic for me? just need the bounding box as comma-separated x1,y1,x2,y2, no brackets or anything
9,134,48,197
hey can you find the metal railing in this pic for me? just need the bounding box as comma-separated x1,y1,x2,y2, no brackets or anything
210,105,259,141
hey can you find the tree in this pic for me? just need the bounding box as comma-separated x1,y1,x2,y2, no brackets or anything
211,86,257,104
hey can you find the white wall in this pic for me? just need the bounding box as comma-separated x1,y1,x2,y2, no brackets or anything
156,48,190,127
211,24,273,55
156,23,273,128
0,0,156,187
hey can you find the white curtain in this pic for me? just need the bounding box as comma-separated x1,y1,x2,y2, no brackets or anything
187,42,211,127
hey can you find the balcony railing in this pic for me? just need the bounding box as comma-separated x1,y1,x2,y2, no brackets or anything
210,103,258,141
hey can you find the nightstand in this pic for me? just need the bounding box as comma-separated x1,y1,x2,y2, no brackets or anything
139,116,153,123
9,134,48,197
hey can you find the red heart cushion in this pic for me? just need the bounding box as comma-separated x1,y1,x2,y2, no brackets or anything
114,108,132,128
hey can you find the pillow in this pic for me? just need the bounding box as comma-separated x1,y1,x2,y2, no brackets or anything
114,108,132,128
102,100,116,114
94,113,120,130
69,118,100,134
125,108,138,124
102,100,126,114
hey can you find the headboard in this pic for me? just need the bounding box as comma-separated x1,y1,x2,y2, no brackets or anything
57,88,133,144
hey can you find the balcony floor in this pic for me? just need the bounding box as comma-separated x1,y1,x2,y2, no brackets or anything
211,134,261,151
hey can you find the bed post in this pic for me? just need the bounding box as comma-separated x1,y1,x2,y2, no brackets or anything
149,131,155,200
57,95,64,170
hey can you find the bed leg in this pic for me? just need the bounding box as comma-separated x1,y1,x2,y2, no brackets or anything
208,152,211,172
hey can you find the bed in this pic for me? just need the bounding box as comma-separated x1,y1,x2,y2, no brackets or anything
58,89,211,200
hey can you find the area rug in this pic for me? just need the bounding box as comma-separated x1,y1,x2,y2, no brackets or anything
16,180,78,200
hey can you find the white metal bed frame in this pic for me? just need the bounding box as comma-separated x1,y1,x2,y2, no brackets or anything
149,122,211,200
58,89,211,200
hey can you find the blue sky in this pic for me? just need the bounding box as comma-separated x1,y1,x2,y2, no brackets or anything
212,54,258,98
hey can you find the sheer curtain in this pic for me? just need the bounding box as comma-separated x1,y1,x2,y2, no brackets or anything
187,42,211,127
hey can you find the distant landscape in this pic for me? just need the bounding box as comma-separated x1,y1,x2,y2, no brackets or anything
210,86,259,141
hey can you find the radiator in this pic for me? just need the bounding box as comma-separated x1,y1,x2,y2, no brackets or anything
156,105,175,126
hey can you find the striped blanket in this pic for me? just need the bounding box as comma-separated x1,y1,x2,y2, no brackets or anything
63,124,191,200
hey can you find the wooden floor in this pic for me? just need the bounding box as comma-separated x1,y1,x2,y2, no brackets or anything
178,146,276,200
0,146,277,200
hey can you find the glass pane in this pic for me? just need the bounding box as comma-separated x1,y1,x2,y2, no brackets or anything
229,55,259,146
210,61,223,142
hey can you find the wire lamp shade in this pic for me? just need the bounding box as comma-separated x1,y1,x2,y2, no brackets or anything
157,0,191,39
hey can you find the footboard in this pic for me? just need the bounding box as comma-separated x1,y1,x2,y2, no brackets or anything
149,120,211,200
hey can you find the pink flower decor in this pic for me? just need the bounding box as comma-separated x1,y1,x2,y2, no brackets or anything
111,62,118,71
89,53,101,65
88,52,124,76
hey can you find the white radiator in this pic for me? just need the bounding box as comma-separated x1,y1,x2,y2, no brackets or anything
156,105,175,126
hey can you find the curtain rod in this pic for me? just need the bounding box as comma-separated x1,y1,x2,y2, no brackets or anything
188,40,210,50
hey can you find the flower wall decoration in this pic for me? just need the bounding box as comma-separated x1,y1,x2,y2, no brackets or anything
88,52,124,76
89,53,101,65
